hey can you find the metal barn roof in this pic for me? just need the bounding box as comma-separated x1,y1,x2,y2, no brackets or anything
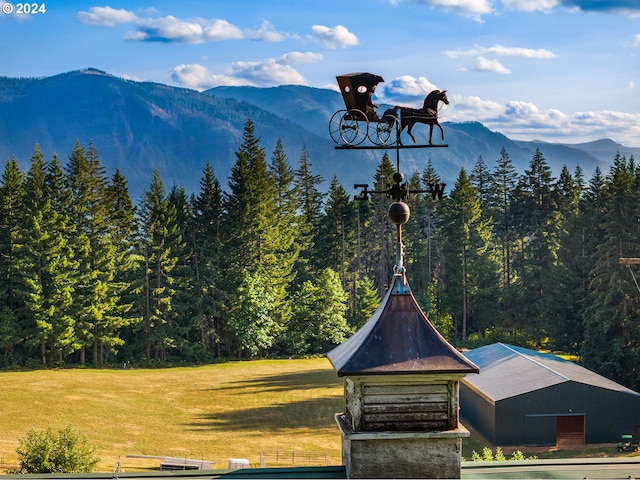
462,343,640,402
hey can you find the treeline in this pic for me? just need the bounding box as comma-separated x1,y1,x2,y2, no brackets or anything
1,119,639,391
0,119,383,367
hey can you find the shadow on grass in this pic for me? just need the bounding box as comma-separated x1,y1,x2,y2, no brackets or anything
214,368,342,394
188,395,343,432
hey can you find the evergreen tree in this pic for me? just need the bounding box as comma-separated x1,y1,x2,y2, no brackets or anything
425,278,454,340
441,169,497,341
363,153,395,293
287,268,351,354
222,121,281,279
190,162,226,356
349,275,380,329
419,161,449,339
317,174,356,277
403,171,428,294
513,148,559,345
269,140,300,284
44,155,79,362
470,155,493,221
137,169,181,360
266,140,299,339
222,121,293,351
223,119,266,275
0,306,20,364
421,159,445,287
227,271,277,357
66,141,125,364
19,146,77,364
293,145,325,282
97,169,141,362
462,157,500,340
582,154,640,389
547,165,585,352
167,184,193,333
489,147,519,330
0,158,25,362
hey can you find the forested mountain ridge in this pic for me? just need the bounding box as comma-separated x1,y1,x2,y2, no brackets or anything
0,69,328,198
2,70,640,393
1,68,638,197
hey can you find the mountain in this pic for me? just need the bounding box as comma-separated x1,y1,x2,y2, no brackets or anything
0,69,330,198
1,69,638,199
208,85,640,185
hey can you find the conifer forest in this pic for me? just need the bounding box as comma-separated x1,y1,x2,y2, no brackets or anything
1,119,639,391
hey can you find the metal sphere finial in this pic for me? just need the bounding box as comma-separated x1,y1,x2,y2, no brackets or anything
388,201,410,226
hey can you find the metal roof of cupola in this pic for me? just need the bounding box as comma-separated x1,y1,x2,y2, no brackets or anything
327,273,479,377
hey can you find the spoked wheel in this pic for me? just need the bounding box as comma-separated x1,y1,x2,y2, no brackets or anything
372,114,399,145
329,110,348,145
339,109,368,145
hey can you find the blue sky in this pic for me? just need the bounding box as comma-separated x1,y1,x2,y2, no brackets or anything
1,0,639,146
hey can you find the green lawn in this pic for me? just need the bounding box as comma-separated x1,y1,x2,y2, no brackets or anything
0,358,632,473
0,358,344,472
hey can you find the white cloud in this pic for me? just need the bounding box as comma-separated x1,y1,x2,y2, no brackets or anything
634,34,640,46
384,75,439,98
280,51,324,64
429,0,493,18
171,64,212,89
500,0,559,12
376,76,440,107
311,25,358,49
566,111,640,144
230,60,306,85
171,64,251,90
447,95,504,118
125,16,243,43
171,52,322,90
79,9,293,44
397,0,640,17
473,56,512,74
229,51,322,85
246,20,290,42
445,94,640,146
503,100,544,118
445,44,557,59
78,6,137,26
446,44,554,75
393,0,492,20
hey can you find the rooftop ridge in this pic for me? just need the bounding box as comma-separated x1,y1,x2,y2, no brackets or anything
499,342,570,382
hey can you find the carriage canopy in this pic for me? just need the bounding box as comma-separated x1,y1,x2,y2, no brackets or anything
336,72,384,112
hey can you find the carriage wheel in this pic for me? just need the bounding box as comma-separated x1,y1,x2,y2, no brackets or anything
329,110,348,145
372,113,399,145
339,109,368,145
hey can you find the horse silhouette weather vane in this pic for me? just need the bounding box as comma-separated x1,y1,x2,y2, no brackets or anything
329,72,448,288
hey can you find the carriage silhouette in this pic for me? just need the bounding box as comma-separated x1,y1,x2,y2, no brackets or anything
329,72,449,147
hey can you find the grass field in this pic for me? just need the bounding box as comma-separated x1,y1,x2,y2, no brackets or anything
0,358,344,472
0,358,633,473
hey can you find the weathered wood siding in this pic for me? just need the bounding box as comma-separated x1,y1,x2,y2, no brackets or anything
345,379,459,432
362,383,450,431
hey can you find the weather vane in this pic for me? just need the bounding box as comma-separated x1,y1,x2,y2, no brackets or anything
329,72,449,288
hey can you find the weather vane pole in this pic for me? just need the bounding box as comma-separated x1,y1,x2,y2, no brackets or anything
330,72,449,290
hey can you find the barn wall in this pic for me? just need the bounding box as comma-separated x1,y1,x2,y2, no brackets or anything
495,382,640,445
576,384,640,443
459,382,495,444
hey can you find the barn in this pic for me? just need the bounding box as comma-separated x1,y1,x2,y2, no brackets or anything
459,343,640,447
